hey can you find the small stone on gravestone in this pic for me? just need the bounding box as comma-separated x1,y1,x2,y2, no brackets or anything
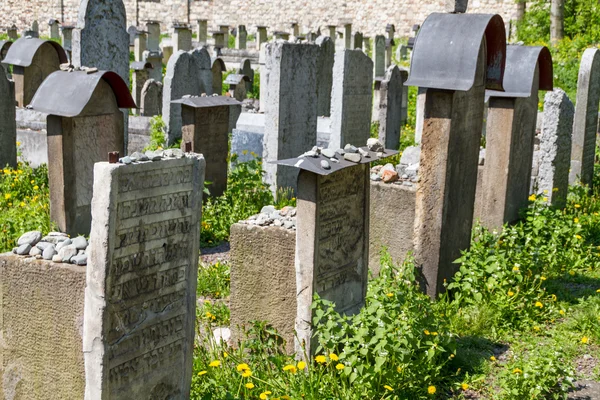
42,245,57,260
71,254,87,265
321,160,331,169
17,231,42,246
59,245,78,262
29,246,42,256
56,238,72,252
35,242,53,251
52,254,62,262
16,244,32,255
321,148,336,158
72,236,88,250
344,153,361,162
344,144,358,153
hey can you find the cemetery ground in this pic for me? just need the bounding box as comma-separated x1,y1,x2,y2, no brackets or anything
2,145,600,399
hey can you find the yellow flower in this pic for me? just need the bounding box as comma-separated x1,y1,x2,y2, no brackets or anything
428,385,436,394
490,356,496,361
335,363,344,370
241,370,252,378
575,234,582,240
297,361,306,370
209,360,221,367
33,185,39,190
223,352,228,358
559,310,565,315
534,326,540,331
198,370,207,376
528,194,536,201
237,363,250,372
283,364,297,374
461,383,469,390
16,141,21,146
4,193,10,200
581,336,589,344
535,301,543,308
384,385,393,391
508,290,515,297
386,292,394,297
540,276,547,281
259,391,272,399
431,332,438,336
329,353,339,361
424,330,430,335
596,289,600,293
397,366,403,373
553,187,559,192
513,368,522,374
245,382,255,389
574,218,579,223
19,202,25,207
575,204,581,208
569,270,576,276
315,355,326,364
551,294,557,301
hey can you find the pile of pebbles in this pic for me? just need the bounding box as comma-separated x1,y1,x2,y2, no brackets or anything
119,148,185,165
12,231,89,265
370,145,420,186
241,205,297,229
299,138,387,170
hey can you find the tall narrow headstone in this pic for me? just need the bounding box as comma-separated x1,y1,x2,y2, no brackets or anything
140,79,163,116
236,25,247,49
0,66,16,168
131,62,152,115
327,25,336,43
211,57,226,95
263,42,319,192
212,32,225,51
373,35,385,78
219,24,229,48
256,26,268,48
31,20,39,37
353,32,363,49
197,19,208,44
538,89,574,208
570,48,600,187
377,65,404,150
146,21,161,51
291,22,300,38
173,24,192,52
362,36,371,53
343,23,352,49
316,36,334,117
7,25,18,41
144,21,163,82
238,58,254,93
48,19,60,40
134,31,147,62
84,154,205,400
385,38,394,69
61,26,74,52
329,49,373,149
399,67,409,125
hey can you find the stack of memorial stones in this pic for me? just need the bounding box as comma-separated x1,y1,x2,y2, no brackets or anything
370,145,420,185
12,230,89,265
241,205,297,229
120,148,185,164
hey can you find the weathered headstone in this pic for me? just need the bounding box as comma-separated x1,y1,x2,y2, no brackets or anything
373,35,385,78
0,64,16,168
329,49,373,149
238,58,254,93
212,31,225,51
263,42,319,192
327,25,336,43
444,0,469,13
399,67,409,125
273,31,290,41
376,65,404,150
353,32,363,49
211,57,226,95
61,25,74,52
291,22,300,38
175,96,240,197
197,19,208,44
131,62,152,115
7,25,18,41
31,20,39,37
256,26,268,48
144,21,163,82
127,25,136,46
385,38,394,69
146,21,161,51
134,30,147,62
140,79,163,116
225,74,249,101
29,70,135,236
316,36,334,117
414,87,426,144
362,36,371,53
48,19,60,40
0,40,12,76
343,23,352,49
83,154,205,399
570,48,600,187
163,48,213,144
537,89,574,208
236,25,247,50
173,24,192,53
219,24,230,48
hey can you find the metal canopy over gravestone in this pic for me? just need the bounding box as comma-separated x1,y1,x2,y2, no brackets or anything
263,42,319,193
173,95,241,197
0,62,16,168
224,73,250,101
163,48,213,144
405,13,506,298
376,65,405,150
570,48,600,188
2,37,68,106
274,147,397,355
316,36,334,117
477,45,552,230
84,154,205,400
329,49,374,150
28,70,135,236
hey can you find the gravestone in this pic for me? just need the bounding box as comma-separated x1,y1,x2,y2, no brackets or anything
373,35,386,78
400,67,409,125
362,36,371,53
219,25,230,48
61,25,74,53
146,21,161,51
353,32,363,49
197,19,208,44
444,0,469,13
0,40,12,76
263,42,319,192
141,79,163,116
273,31,290,41
238,58,254,93
236,25,247,50
327,25,336,43
414,87,426,143
134,31,147,62
570,48,600,187
343,23,352,49
316,36,334,117
31,20,39,37
174,96,240,197
259,43,269,112
211,57,226,95
163,48,213,144
212,32,225,51
377,65,404,150
144,21,163,82
256,26,268,48
225,74,249,101
329,49,373,149
84,154,205,399
131,62,152,115
29,70,135,236
0,65,16,168
538,89,574,208
385,38,394,69
127,26,136,46
291,22,300,38
173,24,192,53
48,19,60,40
7,25,18,41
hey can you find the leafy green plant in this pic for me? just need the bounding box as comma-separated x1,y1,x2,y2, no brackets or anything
144,115,167,151
197,261,231,299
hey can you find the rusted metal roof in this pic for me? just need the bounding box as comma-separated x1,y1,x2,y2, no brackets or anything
29,70,136,117
2,37,68,67
405,13,506,92
486,45,552,99
272,147,399,176
172,95,241,108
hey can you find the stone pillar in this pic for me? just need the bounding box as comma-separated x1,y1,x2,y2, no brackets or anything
197,19,208,44
236,25,247,49
48,20,60,40
263,42,319,193
570,48,600,187
373,35,385,78
362,36,371,53
7,25,18,41
377,65,404,150
353,32,363,50
414,87,426,144
329,49,373,149
316,36,334,118
211,58,225,95
219,24,229,47
131,66,150,116
343,23,352,49
385,39,394,69
173,25,192,52
83,155,205,400
538,89,574,208
146,21,161,51
256,26,268,48
259,43,269,113
213,32,225,50
140,79,162,116
327,25,336,43
134,31,147,62
0,66,16,168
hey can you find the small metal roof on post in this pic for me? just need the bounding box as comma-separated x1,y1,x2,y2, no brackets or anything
404,13,507,92
224,74,249,86
171,95,241,108
28,70,136,116
2,37,68,67
486,45,553,99
130,61,153,71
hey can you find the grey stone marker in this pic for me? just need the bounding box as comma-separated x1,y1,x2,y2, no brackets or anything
83,154,205,400
163,48,213,144
211,57,226,95
0,40,11,76
7,25,18,41
263,42,319,193
236,25,247,50
131,62,152,116
256,26,268,48
385,38,395,69
414,87,426,144
173,24,192,53
362,36,371,53
127,26,136,46
538,89,575,208
405,13,506,298
477,45,552,230
28,70,135,236
444,0,469,13
291,22,300,38
219,24,230,48
316,36,334,117
61,25,74,52
376,65,404,150
146,21,161,51
399,67,409,125
140,79,163,116
329,49,374,150
144,21,163,82
373,35,385,78
273,31,290,41
213,32,225,51
343,23,352,49
197,19,208,44
2,38,68,107
327,25,336,43
238,58,254,93
353,32,363,49
0,64,16,168
570,48,600,187
174,96,240,197
134,30,147,62
225,74,249,101
258,43,270,113
31,20,39,37
48,19,60,40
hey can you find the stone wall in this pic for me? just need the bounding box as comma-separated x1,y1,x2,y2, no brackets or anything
2,0,518,38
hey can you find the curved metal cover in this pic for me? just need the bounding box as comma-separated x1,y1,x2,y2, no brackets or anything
486,45,553,99
29,70,136,117
0,41,12,60
224,74,249,85
2,38,68,67
172,95,241,108
130,61,153,70
405,13,506,91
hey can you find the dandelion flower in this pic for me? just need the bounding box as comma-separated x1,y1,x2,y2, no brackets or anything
384,385,393,391
581,336,589,344
386,293,394,297
574,218,579,223
245,382,255,389
596,289,600,293
283,365,297,374
513,368,522,374
329,353,339,361
209,360,221,367
575,204,581,208
241,370,252,378
424,330,430,335
575,234,583,240
461,383,469,390
535,301,543,308
237,363,250,372
559,310,565,315
315,355,326,364
297,361,306,370
335,363,344,370
528,194,536,201
198,371,207,376
490,356,496,361
259,391,272,399
4,193,10,200
508,290,515,297
397,366,403,373
427,385,436,394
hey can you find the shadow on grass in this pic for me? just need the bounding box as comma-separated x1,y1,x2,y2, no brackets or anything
448,335,509,376
545,274,600,304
